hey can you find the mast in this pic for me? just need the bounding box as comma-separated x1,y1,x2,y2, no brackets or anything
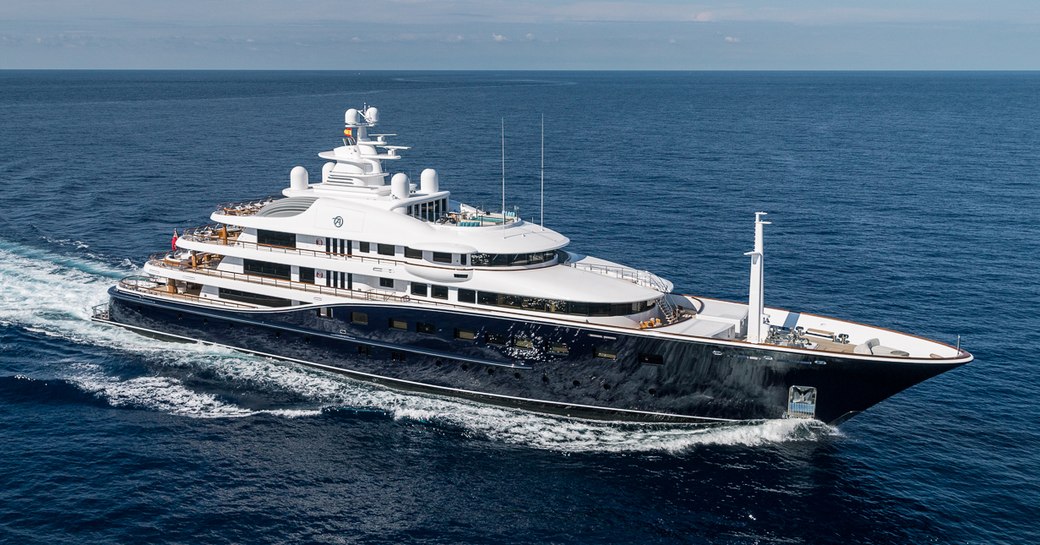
540,114,544,229
501,118,506,218
745,212,771,343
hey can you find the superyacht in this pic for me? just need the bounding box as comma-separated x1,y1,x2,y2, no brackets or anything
94,106,972,424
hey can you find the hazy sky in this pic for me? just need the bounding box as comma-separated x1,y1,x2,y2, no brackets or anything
2,1,1038,69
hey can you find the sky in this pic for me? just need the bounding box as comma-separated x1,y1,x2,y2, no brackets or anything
1,0,1038,70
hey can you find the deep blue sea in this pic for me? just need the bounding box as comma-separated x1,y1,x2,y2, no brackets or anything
1,71,1038,544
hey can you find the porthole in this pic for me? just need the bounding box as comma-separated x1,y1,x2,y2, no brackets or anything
486,368,494,375
603,383,611,390
648,388,657,395
572,380,581,387
513,372,521,379
541,375,549,383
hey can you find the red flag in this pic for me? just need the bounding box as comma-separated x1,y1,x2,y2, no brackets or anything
171,229,178,251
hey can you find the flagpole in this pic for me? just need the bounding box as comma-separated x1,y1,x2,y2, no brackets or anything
540,113,545,230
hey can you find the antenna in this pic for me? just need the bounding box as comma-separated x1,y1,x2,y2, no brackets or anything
501,118,506,218
540,113,545,229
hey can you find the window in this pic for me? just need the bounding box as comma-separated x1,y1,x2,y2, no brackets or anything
454,328,476,340
460,254,468,266
594,347,618,360
377,243,395,256
469,251,558,267
243,259,291,280
457,289,476,304
431,285,448,300
351,312,368,325
218,287,292,307
299,267,315,284
486,333,508,346
550,343,570,355
432,252,452,264
514,337,534,349
405,247,423,259
411,282,428,297
417,322,436,334
317,307,334,318
389,319,408,330
379,277,394,288
256,229,295,248
391,351,406,362
359,241,370,253
638,353,665,365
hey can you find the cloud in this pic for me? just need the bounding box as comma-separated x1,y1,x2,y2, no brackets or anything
492,33,507,42
724,36,740,43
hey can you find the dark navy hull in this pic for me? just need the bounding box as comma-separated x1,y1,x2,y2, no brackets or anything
103,287,965,424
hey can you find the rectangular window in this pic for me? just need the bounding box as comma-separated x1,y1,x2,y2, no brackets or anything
417,322,436,334
454,328,476,340
460,254,468,266
299,267,315,284
432,252,452,264
404,247,422,259
486,333,508,346
357,344,370,357
550,343,570,355
411,282,428,297
431,285,448,300
379,277,394,288
351,311,368,325
377,243,395,256
218,287,292,308
457,289,476,304
389,319,408,330
359,241,370,253
325,238,331,254
514,337,534,349
477,291,498,305
594,347,618,360
243,259,291,280
257,229,296,248
317,307,333,318
638,353,665,365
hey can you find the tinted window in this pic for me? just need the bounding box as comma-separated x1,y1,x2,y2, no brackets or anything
457,289,476,303
299,267,315,283
379,277,394,288
389,319,408,330
359,241,370,253
432,252,452,263
243,259,290,280
257,229,295,247
405,247,422,259
411,282,428,296
351,312,368,325
431,285,448,299
594,347,618,360
377,243,395,256
218,287,292,307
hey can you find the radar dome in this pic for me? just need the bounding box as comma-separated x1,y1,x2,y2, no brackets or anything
344,108,359,125
420,168,439,194
321,162,335,183
289,166,309,190
365,107,379,123
391,173,409,200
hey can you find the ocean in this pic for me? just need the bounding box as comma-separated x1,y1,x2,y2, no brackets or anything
0,71,1037,544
